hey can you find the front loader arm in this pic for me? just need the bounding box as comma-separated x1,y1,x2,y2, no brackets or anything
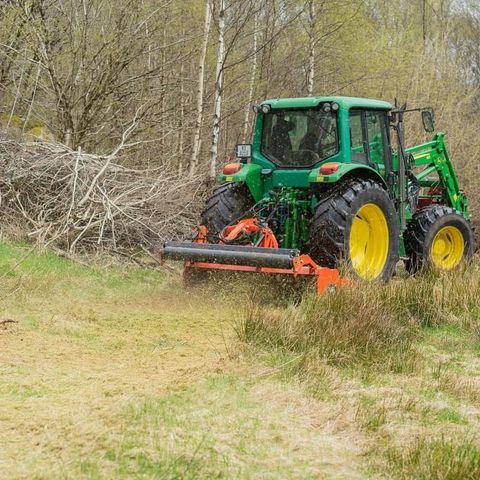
406,133,469,218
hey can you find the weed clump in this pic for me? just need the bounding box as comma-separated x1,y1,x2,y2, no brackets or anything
385,436,480,480
240,283,418,372
238,261,480,373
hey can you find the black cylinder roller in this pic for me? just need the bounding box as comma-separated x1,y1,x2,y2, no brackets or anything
161,241,300,269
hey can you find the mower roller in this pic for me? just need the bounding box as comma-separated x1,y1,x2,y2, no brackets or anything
163,242,299,269
162,218,347,294
162,96,475,294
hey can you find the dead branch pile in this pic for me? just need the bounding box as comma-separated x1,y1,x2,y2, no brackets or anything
0,137,204,256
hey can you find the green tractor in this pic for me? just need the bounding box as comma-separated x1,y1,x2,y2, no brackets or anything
163,96,475,290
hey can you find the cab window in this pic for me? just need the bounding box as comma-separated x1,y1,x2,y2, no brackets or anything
349,111,366,163
262,108,339,167
349,109,389,167
366,111,388,166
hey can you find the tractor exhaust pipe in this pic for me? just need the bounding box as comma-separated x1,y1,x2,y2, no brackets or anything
162,241,300,269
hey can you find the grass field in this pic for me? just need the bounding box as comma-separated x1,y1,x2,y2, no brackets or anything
1,242,479,479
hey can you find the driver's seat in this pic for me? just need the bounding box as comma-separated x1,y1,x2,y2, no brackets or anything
271,119,293,162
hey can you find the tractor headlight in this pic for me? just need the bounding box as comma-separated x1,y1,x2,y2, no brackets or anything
252,104,260,113
331,102,339,111
322,103,331,113
261,104,271,114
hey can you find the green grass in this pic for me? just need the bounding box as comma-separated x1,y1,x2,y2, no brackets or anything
239,262,480,373
0,241,166,299
239,282,421,372
2,241,480,479
0,241,363,479
355,396,387,432
435,407,468,425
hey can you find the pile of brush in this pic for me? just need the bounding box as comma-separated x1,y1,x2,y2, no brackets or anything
0,136,204,258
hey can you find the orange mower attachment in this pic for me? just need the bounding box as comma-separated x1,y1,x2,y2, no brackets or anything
161,219,348,295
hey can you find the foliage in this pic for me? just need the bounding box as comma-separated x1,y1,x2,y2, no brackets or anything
0,1,478,220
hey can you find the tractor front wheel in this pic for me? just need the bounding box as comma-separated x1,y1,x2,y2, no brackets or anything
404,205,475,273
310,179,399,281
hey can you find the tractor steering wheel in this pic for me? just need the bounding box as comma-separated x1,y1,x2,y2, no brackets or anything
319,141,337,157
297,149,320,164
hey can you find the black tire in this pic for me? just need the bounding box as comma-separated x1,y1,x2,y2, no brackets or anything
201,182,254,242
404,205,475,273
310,179,399,281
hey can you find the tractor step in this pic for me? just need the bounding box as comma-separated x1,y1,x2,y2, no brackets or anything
162,241,300,269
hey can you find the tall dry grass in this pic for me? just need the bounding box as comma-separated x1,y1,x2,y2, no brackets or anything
386,435,480,480
238,260,480,373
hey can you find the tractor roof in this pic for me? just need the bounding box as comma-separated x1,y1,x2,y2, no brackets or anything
262,96,392,110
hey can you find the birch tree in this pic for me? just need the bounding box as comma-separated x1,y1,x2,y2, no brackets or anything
189,0,212,177
242,13,258,142
306,0,315,96
209,0,226,179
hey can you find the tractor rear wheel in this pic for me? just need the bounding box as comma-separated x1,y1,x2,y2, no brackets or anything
404,205,475,273
201,182,254,242
310,179,399,281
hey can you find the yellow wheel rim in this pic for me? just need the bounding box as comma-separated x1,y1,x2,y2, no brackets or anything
349,203,389,279
430,226,464,270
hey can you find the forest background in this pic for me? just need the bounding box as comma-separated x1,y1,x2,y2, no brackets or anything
1,0,480,250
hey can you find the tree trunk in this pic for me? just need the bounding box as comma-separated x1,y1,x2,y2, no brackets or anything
209,0,226,180
307,0,315,96
178,59,185,173
421,0,427,48
242,14,258,143
189,0,212,177
159,24,166,154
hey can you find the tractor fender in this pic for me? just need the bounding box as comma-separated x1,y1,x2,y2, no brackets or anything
217,163,264,202
308,163,388,189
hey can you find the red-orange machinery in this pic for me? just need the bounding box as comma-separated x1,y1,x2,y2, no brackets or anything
162,218,348,295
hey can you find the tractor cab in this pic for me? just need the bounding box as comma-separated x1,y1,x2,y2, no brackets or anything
250,96,392,168
255,98,392,172
219,97,397,198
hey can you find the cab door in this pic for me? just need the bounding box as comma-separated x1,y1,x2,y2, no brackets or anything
365,110,390,174
349,109,391,174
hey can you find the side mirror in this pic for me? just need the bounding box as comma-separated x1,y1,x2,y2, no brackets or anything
235,144,252,160
422,110,435,133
